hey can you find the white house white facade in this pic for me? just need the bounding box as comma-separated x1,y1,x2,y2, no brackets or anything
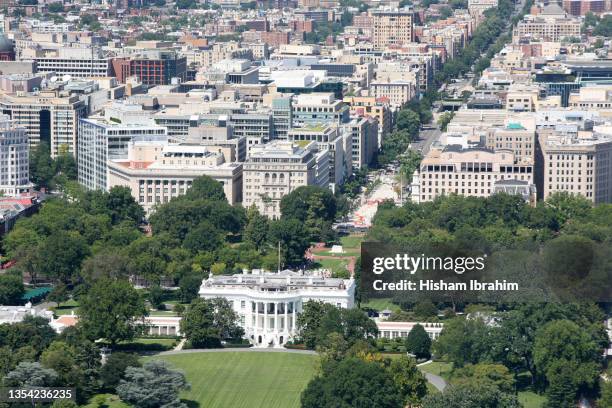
198,269,355,348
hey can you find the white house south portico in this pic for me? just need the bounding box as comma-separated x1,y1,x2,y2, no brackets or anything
198,269,355,348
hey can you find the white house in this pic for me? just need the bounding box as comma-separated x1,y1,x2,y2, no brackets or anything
199,269,355,348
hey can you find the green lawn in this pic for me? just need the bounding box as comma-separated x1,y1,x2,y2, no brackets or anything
518,391,547,408
418,361,454,382
150,352,318,408
316,249,360,257
314,258,350,278
131,337,177,346
340,234,365,250
53,299,79,316
148,310,179,316
360,298,401,312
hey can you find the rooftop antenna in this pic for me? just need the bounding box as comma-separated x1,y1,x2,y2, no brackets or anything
277,241,281,273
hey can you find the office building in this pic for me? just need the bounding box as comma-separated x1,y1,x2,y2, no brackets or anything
107,141,243,213
242,141,330,219
371,8,415,49
292,93,350,127
411,145,534,203
77,106,167,191
0,90,86,156
0,115,31,196
537,128,612,203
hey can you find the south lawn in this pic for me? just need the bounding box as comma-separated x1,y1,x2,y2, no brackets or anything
150,352,318,408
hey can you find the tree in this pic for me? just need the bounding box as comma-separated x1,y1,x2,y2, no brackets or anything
533,319,600,393
182,221,224,253
597,381,612,408
422,383,522,408
78,278,147,346
414,300,438,318
178,273,203,303
301,358,402,408
297,300,335,349
544,360,578,408
100,352,141,389
180,298,243,348
107,186,145,225
40,341,83,390
297,301,377,350
388,356,428,405
405,324,432,359
453,363,515,393
433,317,489,367
440,6,453,19
117,360,189,408
3,361,58,387
279,186,337,242
395,109,421,137
268,218,310,267
545,192,591,225
437,111,454,131
148,285,165,310
0,273,24,305
183,175,226,201
34,230,89,283
244,206,269,251
80,251,134,283
0,315,57,356
47,2,64,12
280,186,337,223
29,142,55,188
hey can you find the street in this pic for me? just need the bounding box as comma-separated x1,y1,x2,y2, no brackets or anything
411,126,442,156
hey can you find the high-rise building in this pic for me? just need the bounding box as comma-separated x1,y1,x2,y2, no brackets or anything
411,146,534,203
107,141,243,213
0,114,31,196
0,90,86,157
342,117,379,169
271,96,293,140
292,93,349,127
536,128,612,203
111,51,187,86
343,96,392,147
287,125,351,187
242,141,330,218
371,8,414,50
77,106,167,191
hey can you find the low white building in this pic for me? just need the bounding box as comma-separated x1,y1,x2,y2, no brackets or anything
199,269,355,348
375,320,444,340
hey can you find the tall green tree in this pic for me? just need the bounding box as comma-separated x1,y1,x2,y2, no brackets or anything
182,175,226,201
100,352,141,389
388,355,428,405
244,206,269,251
0,273,25,305
78,278,147,346
405,324,432,359
117,360,190,408
180,298,243,348
268,218,310,267
301,358,402,408
395,109,421,137
3,362,58,387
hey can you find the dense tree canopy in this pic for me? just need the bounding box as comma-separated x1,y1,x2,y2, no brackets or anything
117,360,190,408
301,358,403,408
180,297,243,348
78,278,147,345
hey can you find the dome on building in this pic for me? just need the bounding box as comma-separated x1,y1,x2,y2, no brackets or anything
0,35,14,53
